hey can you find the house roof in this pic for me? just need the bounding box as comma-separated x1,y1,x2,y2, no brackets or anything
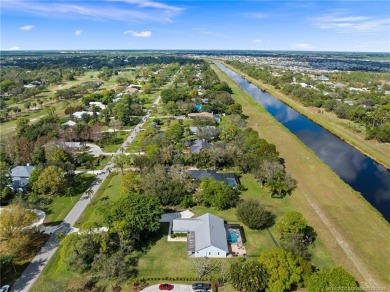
62,120,77,126
57,142,84,148
190,139,212,154
172,213,228,253
187,169,238,187
10,166,36,178
188,112,214,119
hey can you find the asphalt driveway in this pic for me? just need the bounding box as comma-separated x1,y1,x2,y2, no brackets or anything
142,284,193,292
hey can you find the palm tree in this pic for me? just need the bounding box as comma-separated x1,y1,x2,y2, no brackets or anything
85,189,94,200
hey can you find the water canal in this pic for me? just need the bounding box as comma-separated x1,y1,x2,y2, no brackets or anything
216,62,390,222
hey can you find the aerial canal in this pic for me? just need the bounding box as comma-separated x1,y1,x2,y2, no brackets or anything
216,62,390,222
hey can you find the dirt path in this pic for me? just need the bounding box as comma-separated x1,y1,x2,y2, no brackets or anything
302,192,378,288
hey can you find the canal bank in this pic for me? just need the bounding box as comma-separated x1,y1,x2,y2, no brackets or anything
221,62,390,171
210,63,390,288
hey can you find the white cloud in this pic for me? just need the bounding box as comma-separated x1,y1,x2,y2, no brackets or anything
74,30,83,36
293,43,315,50
193,28,231,39
241,12,268,19
311,11,390,33
124,30,152,37
110,0,183,12
20,25,35,31
7,46,21,50
253,39,263,43
2,0,183,23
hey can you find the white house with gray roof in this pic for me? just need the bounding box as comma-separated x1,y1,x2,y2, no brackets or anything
172,213,228,257
10,165,36,190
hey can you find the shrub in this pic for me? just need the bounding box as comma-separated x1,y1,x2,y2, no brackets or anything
236,199,275,229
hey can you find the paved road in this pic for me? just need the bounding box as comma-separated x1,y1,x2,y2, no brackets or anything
10,97,161,292
142,284,193,292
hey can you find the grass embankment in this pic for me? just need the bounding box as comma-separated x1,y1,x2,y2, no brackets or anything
222,62,390,170
211,63,390,287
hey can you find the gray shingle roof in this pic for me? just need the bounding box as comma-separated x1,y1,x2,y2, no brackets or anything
172,213,228,253
10,165,36,190
187,169,238,187
190,139,212,154
10,166,36,178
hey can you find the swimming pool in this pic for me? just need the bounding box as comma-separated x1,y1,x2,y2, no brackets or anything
226,178,237,188
227,229,238,243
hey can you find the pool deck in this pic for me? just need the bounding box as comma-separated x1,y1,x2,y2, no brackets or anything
226,228,247,257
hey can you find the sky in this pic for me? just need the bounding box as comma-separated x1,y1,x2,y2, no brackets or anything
1,0,389,52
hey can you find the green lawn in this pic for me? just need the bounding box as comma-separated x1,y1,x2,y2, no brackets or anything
75,172,123,227
76,155,111,171
43,174,95,225
99,131,129,152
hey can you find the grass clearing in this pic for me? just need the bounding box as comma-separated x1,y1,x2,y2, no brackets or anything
211,63,390,287
43,174,95,225
75,172,122,227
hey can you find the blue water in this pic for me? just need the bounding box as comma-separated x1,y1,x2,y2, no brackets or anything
226,178,237,188
227,229,238,243
216,62,390,222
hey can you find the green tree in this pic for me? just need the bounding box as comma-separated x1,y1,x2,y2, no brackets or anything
33,165,67,195
275,211,308,236
236,199,275,230
164,123,184,143
105,193,162,245
92,249,138,282
113,154,129,175
195,178,240,210
306,267,358,291
259,249,305,292
280,233,311,260
60,233,101,272
229,258,268,291
120,171,142,195
50,148,73,164
0,205,38,255
266,172,290,198
0,161,12,191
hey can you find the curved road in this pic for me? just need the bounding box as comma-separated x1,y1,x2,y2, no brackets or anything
11,97,161,292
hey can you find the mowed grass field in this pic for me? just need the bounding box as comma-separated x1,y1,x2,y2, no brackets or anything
211,63,390,287
222,62,390,170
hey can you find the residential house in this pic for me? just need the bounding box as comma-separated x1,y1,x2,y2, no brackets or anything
125,87,139,94
189,126,216,135
89,101,106,110
56,141,85,149
10,165,36,191
62,120,77,127
188,112,214,119
189,139,212,154
72,111,97,119
172,213,229,257
188,169,239,188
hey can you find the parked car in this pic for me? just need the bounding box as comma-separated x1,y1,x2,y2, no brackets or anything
159,283,174,290
0,285,10,292
192,283,211,291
